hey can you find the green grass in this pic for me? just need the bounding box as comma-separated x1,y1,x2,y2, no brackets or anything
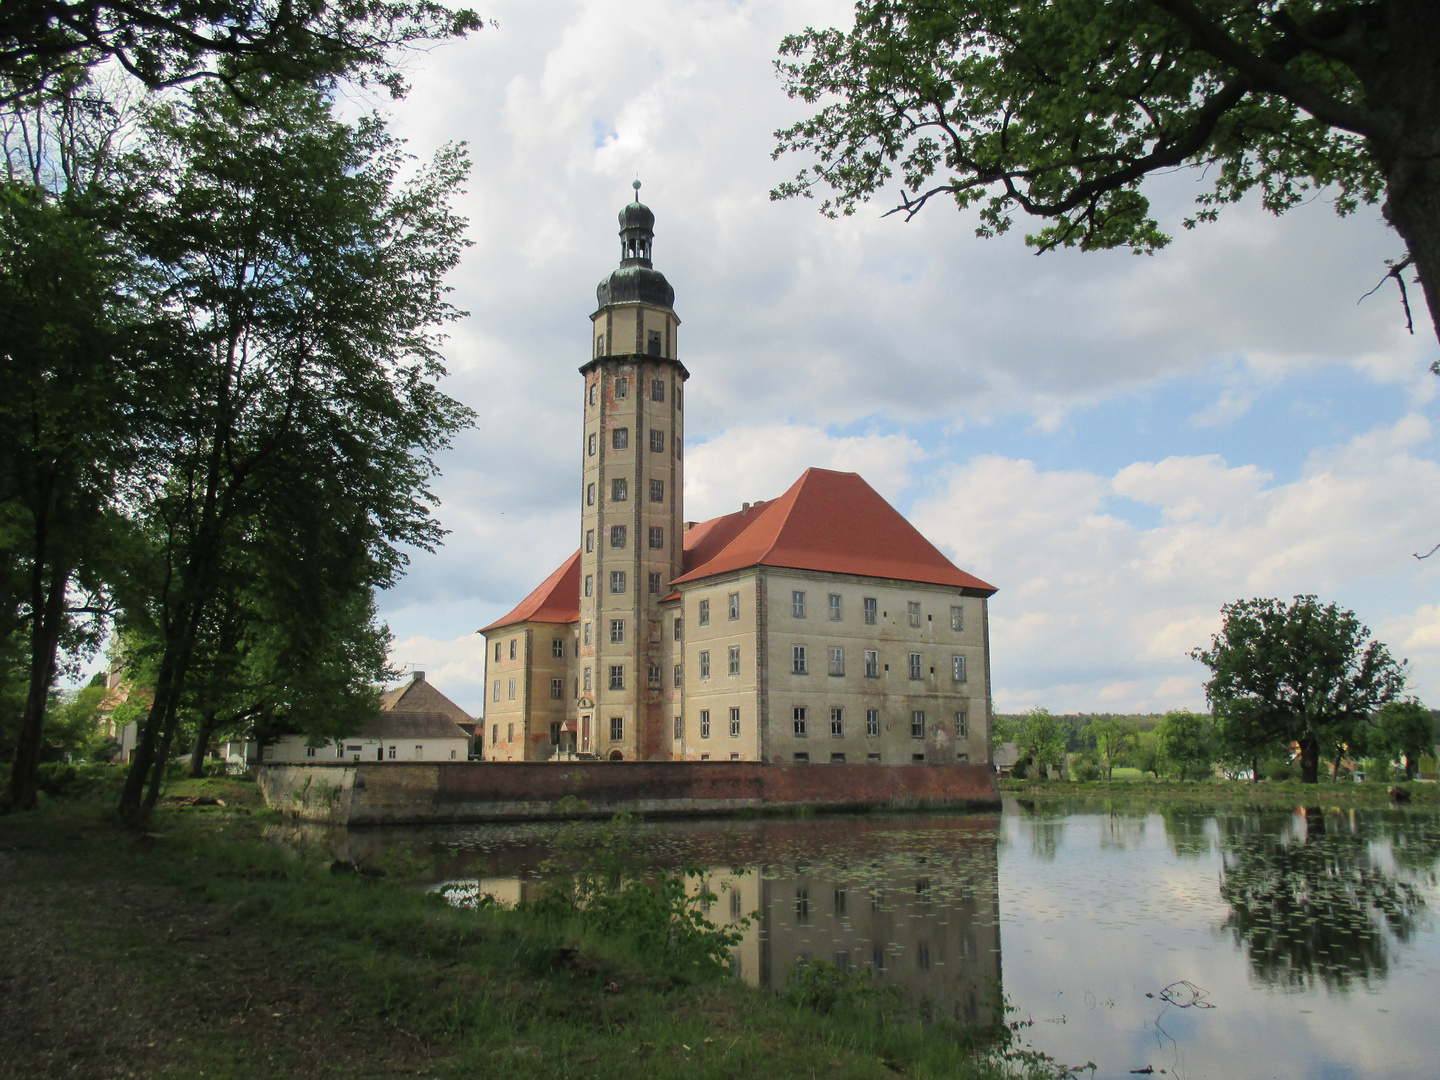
1000,775,1440,807
0,792,1078,1080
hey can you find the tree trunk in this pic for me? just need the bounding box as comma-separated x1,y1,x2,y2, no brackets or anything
1299,734,1321,784
1251,754,1258,784
2,563,69,813
1376,2,1440,344
188,710,219,777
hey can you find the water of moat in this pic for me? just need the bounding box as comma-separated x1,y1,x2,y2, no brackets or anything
310,799,1440,1080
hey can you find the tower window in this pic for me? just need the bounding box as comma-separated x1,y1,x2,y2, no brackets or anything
612,428,629,450
908,601,922,628
610,618,625,643
588,432,596,456
648,664,661,688
792,591,806,618
583,667,592,691
610,714,624,738
584,574,593,597
674,616,683,641
583,622,591,646
674,664,683,687
609,667,625,691
648,571,662,594
952,654,967,683
649,478,664,502
552,638,565,658
614,376,628,399
866,708,880,737
956,710,968,737
589,381,597,404
610,571,626,595
792,645,808,675
908,653,923,680
595,335,603,358
911,711,925,739
651,376,665,400
647,331,662,357
649,429,665,453
610,525,626,548
864,649,879,678
550,678,563,700
864,597,877,624
586,483,595,507
674,715,684,740
611,477,628,501
951,604,964,631
585,529,594,553
648,526,664,549
698,599,709,626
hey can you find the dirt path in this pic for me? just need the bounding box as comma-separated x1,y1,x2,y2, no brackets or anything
0,817,450,1080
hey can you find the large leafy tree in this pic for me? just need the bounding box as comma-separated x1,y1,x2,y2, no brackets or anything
113,79,472,824
1155,709,1214,780
1017,705,1066,778
0,0,482,104
773,1,1440,342
1091,715,1138,781
1373,699,1434,780
1193,595,1405,783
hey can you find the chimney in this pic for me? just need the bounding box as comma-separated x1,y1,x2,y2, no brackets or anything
742,502,750,512
411,670,425,682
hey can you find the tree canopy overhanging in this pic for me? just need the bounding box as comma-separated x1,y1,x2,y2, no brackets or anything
772,0,1440,342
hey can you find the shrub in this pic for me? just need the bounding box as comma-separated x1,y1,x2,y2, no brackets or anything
1264,760,1294,782
1073,760,1101,782
782,958,898,1015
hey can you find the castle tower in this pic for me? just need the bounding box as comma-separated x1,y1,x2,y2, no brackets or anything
576,182,688,760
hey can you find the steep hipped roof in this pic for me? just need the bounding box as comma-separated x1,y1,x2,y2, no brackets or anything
479,549,582,633
380,672,473,723
354,712,471,741
672,468,996,593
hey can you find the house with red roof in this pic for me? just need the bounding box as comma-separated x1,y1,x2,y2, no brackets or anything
480,188,996,766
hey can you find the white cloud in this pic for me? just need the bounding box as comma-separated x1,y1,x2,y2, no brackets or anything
912,416,1440,713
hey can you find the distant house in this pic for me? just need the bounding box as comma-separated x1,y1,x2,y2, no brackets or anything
993,742,1020,777
242,671,476,767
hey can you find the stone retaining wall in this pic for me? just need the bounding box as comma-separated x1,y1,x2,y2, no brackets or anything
255,761,999,825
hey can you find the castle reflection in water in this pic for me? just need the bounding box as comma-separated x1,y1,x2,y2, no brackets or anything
357,814,1004,1024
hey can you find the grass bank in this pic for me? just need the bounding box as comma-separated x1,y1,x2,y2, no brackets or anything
0,776,1071,1080
999,776,1440,808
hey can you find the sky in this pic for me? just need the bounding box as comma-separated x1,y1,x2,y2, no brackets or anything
360,0,1440,719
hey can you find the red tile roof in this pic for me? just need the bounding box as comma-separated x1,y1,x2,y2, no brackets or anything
481,468,994,633
478,549,581,632
672,468,996,593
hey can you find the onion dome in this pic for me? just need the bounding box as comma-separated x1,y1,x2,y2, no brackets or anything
597,180,675,309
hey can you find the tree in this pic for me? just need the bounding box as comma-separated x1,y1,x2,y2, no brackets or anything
111,79,471,824
1091,716,1138,781
1155,709,1213,780
1373,699,1434,781
1192,596,1405,784
1017,705,1066,778
773,1,1440,343
0,1,482,105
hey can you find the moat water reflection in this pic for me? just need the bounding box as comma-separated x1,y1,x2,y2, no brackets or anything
315,801,1440,1080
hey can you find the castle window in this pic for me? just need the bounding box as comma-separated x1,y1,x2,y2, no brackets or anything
674,664,683,687
648,571,661,594
306,746,315,758
550,721,561,745
492,681,499,702
699,650,710,679
793,707,807,737
610,525,626,548
728,645,740,675
828,647,844,677
648,665,661,688
649,478,664,502
610,618,625,643
614,376,628,398
609,666,625,691
583,667,591,691
674,616,683,641
864,597,877,624
951,604,964,631
728,592,739,620
866,708,880,737
509,640,516,661
831,707,844,737
700,710,711,739
507,678,515,700
507,723,514,743
612,427,629,450
952,654,967,682
586,484,595,507
584,574,593,597
610,570,626,594
648,526,664,549
550,678,563,700
611,477,628,501
585,529,594,553
730,707,741,737
907,601,921,628
590,379,598,403
650,429,665,453
793,645,807,674
792,591,806,618
864,649,879,678
793,752,809,764
674,715,684,740
698,599,710,626
494,642,501,662
911,710,925,739
610,715,624,739
647,331,662,357
552,638,565,658
651,376,665,400
588,432,596,456
956,710,968,738
583,622,591,645
829,594,842,621
830,753,846,765
908,653,922,680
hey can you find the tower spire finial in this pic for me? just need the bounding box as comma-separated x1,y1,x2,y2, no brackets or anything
633,178,641,193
